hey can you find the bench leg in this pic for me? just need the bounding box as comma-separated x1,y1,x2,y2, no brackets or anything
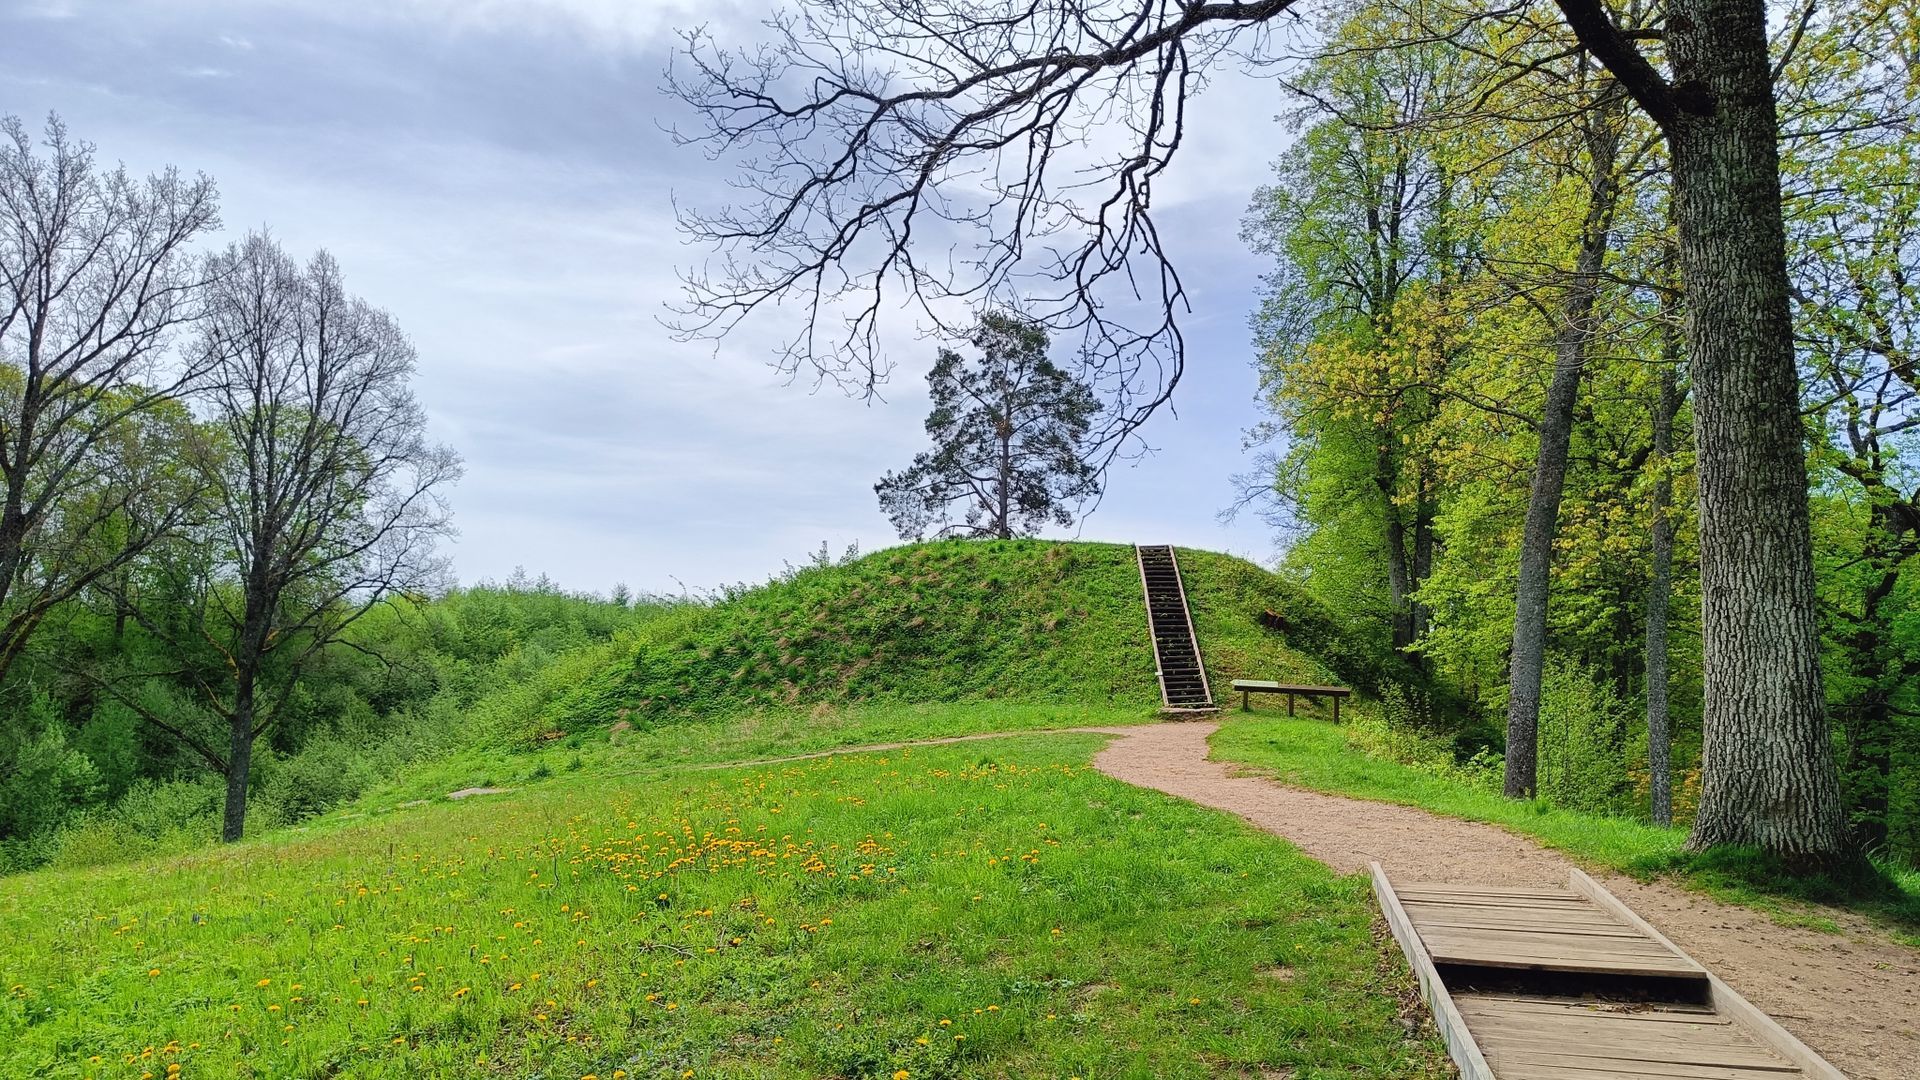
1241,689,1250,712
1333,696,1340,724
1287,693,1295,717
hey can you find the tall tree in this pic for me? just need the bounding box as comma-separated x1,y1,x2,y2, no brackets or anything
1645,350,1682,827
113,234,458,842
1502,78,1633,799
0,114,218,682
670,0,1855,864
875,312,1100,540
1560,0,1850,861
1241,24,1457,657
1777,0,1920,851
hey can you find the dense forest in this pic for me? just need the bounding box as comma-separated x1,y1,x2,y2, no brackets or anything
1236,0,1919,863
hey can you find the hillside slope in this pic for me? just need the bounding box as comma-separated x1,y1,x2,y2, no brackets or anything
546,540,1414,736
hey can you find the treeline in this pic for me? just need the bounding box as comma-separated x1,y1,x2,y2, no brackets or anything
1243,0,1918,864
0,577,652,872
0,113,508,868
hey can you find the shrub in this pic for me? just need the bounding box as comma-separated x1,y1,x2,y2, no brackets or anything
1537,658,1636,816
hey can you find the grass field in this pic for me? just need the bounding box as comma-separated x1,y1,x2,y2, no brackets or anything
1210,711,1920,941
0,735,1449,1080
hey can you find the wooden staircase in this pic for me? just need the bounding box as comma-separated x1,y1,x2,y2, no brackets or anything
1135,545,1216,712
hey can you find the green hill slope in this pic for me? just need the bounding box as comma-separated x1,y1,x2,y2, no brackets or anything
542,539,1416,738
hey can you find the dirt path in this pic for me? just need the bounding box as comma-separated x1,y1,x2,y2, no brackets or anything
1092,721,1920,1080
686,726,1139,770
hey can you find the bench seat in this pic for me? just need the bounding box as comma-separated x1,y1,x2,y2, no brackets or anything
1230,679,1351,720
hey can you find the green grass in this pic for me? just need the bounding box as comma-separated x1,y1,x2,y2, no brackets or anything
0,736,1448,1080
346,701,1154,816
1211,711,1920,942
542,541,1405,738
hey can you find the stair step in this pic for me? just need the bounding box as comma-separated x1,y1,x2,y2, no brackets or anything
1137,544,1212,711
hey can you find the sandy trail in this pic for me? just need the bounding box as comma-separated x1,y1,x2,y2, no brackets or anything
1092,721,1920,1080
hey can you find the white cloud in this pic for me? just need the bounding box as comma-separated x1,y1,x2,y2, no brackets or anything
2,0,1285,593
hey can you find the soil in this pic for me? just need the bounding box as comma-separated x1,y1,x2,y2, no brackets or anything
1092,721,1920,1080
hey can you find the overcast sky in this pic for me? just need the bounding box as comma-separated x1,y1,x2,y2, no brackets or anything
2,0,1296,596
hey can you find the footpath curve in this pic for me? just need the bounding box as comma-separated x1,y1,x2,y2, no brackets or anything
671,720,1919,1078
1092,721,1919,1080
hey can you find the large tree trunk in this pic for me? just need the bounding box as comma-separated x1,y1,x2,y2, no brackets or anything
222,679,255,844
1663,0,1851,865
221,604,272,844
1646,364,1678,827
1504,114,1619,799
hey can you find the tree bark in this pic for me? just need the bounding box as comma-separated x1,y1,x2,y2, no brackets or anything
222,678,255,844
1504,109,1620,799
1660,0,1850,864
1646,363,1678,827
1376,439,1416,651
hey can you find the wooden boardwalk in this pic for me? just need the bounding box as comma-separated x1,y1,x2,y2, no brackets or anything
1373,865,1848,1080
1393,882,1705,980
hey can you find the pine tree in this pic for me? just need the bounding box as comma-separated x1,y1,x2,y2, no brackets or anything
876,313,1100,541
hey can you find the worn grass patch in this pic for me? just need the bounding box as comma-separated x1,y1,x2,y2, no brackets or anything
0,736,1448,1079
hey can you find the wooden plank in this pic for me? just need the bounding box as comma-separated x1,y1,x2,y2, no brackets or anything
1566,870,1848,1080
1371,862,1497,1080
1230,680,1351,695
1396,880,1708,980
1459,995,1804,1080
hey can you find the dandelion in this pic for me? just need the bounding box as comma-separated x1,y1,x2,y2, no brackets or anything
147,969,160,978
894,1071,911,1080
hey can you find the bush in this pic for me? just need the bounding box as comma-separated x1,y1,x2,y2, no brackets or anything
1343,684,1501,792
0,694,104,843
256,738,386,821
1537,658,1636,816
46,777,223,870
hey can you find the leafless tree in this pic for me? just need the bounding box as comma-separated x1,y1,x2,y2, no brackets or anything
112,233,459,842
0,114,218,681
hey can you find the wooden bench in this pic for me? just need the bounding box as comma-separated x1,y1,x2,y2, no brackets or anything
1230,679,1351,721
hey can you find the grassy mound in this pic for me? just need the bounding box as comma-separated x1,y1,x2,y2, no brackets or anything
547,540,1415,737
